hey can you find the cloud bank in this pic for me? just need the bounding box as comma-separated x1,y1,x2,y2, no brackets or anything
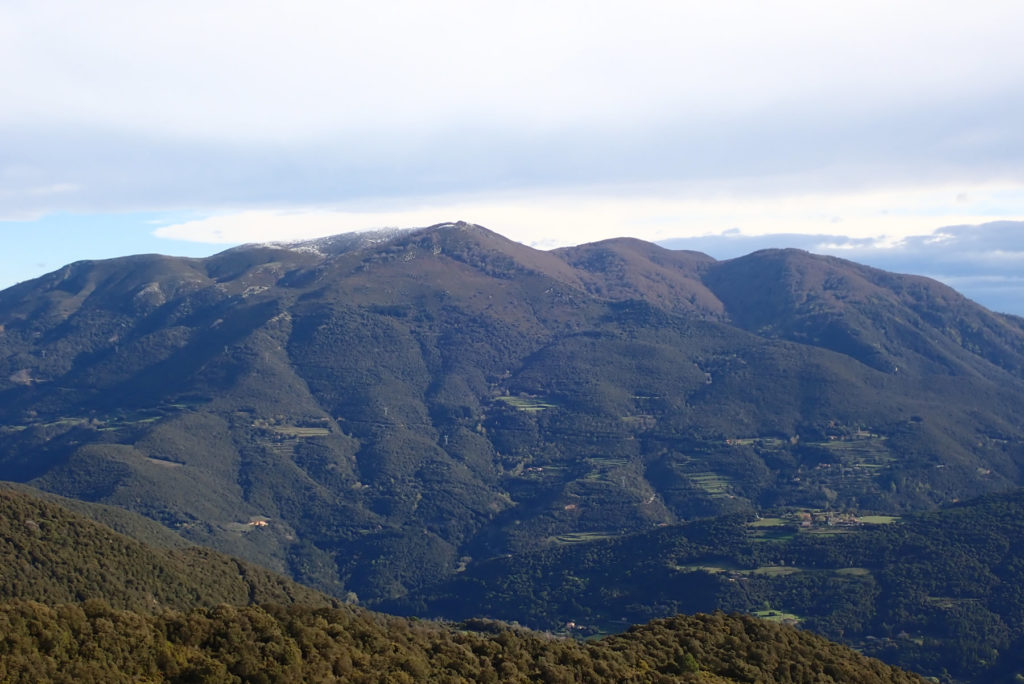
2,1,1023,223
151,182,1023,247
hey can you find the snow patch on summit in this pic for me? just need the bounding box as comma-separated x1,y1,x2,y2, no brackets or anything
233,222,483,258
250,228,415,257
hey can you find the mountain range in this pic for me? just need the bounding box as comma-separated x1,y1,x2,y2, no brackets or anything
3,222,1024,680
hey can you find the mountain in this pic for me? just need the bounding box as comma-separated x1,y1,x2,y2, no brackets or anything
0,484,923,684
3,222,1024,669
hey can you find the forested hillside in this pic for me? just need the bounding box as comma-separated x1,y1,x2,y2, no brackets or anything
392,490,1024,682
0,485,336,611
0,600,928,684
0,486,922,683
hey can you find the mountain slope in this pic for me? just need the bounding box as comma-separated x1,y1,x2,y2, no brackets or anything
703,248,1024,377
2,222,1024,608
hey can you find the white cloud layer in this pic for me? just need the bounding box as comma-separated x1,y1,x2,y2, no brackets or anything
4,1,1023,139
2,1,1024,221
152,182,1023,250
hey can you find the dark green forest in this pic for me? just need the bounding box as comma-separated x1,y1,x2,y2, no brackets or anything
0,486,921,683
0,485,335,611
0,600,928,684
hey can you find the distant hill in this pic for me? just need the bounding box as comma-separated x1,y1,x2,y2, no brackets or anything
3,222,1024,678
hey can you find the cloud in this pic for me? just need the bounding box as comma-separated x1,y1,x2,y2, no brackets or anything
1,1,1023,223
153,210,408,244
151,181,1024,249
5,2,1023,138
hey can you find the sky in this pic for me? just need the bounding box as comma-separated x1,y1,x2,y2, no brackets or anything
2,1,1024,314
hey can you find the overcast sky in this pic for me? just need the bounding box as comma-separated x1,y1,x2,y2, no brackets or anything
2,1,1023,313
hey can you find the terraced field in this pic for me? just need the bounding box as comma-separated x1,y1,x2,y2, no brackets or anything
549,531,620,545
689,472,733,497
813,436,893,469
495,395,557,412
268,426,331,437
583,456,630,482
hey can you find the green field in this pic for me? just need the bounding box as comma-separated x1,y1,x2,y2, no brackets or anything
835,567,872,577
751,533,796,543
747,517,796,543
810,436,894,470
689,472,732,497
729,437,788,448
269,426,331,437
583,456,630,481
549,532,619,545
750,565,802,577
495,395,557,412
753,609,802,624
143,456,184,468
674,563,735,575
747,517,788,528
859,515,900,524
926,596,982,610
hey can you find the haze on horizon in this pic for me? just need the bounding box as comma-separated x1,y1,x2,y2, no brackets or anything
2,1,1023,312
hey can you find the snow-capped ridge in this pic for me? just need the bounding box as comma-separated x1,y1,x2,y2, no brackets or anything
231,227,414,257
234,222,487,257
